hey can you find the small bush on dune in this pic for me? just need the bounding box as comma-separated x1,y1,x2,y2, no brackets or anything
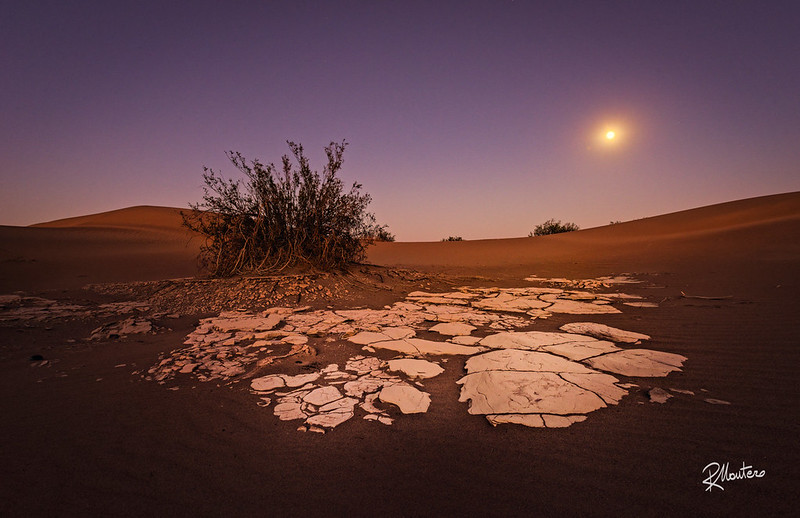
182,140,389,276
441,236,463,241
369,226,396,242
528,219,580,237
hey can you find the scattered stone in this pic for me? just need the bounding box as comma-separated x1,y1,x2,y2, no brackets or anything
212,312,284,332
29,357,49,367
559,322,650,343
408,291,477,301
363,414,394,425
367,337,486,356
597,293,643,300
472,293,551,313
429,322,476,336
0,297,149,323
251,372,321,392
459,370,607,415
303,386,343,406
344,375,395,398
486,414,544,427
306,398,358,428
525,274,640,289
648,387,673,404
179,363,197,374
251,375,286,392
541,414,588,428
345,356,382,374
360,393,385,414
479,331,620,361
348,327,415,345
584,349,687,377
488,413,590,428
386,358,444,379
284,373,321,388
559,372,628,404
542,340,621,362
465,348,597,374
450,335,482,345
704,398,731,405
623,302,659,308
379,383,431,414
457,345,630,428
90,317,153,340
274,401,307,421
545,300,622,314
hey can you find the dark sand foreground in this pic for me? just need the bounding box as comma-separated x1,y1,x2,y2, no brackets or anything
1,193,799,516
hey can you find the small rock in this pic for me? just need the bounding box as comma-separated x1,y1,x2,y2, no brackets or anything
648,387,672,404
429,322,476,336
379,383,431,414
303,386,343,406
704,398,731,405
386,358,444,379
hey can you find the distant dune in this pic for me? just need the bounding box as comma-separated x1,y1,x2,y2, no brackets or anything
368,191,800,280
1,206,200,292
1,192,798,292
31,205,189,233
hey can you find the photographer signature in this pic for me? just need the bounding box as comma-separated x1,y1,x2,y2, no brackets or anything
702,461,765,491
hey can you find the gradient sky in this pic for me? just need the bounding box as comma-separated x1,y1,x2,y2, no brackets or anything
2,0,798,240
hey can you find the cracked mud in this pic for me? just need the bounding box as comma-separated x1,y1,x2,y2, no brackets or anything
142,274,690,432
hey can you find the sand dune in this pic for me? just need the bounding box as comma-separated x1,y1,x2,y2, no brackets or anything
0,206,200,292
32,205,189,233
3,193,797,293
369,191,800,279
31,205,187,231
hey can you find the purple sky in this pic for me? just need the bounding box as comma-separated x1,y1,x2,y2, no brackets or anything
2,0,798,240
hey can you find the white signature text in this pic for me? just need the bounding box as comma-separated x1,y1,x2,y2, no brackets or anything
702,461,765,491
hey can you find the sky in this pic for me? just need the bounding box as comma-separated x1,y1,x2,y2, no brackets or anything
2,0,798,241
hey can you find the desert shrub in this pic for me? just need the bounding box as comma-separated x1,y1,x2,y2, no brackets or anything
369,225,396,242
609,220,622,225
528,219,580,237
441,236,463,241
182,140,387,276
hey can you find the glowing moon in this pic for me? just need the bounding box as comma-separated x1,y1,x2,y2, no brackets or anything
606,130,616,140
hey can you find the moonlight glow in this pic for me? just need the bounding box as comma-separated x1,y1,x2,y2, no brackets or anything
606,130,616,140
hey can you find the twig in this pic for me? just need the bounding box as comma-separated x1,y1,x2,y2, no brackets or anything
680,291,733,300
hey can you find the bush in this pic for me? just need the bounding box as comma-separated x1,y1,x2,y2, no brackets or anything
441,236,463,241
367,225,395,242
182,140,387,276
528,219,580,237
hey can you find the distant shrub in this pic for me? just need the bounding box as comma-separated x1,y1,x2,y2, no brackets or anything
370,226,396,242
441,236,463,241
609,220,622,225
182,140,387,276
528,219,580,237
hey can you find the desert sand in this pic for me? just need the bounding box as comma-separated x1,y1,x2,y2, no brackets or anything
1,192,798,516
